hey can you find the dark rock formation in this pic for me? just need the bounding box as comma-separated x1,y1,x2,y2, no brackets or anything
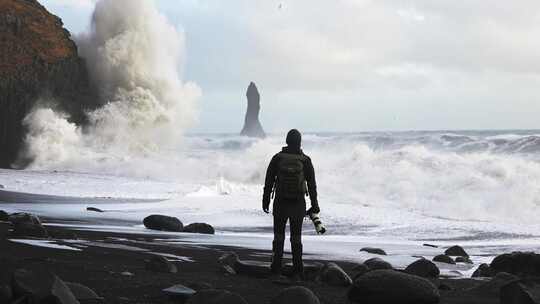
468,272,520,296
500,281,540,304
473,263,495,278
445,245,469,258
433,254,456,264
12,267,79,304
186,289,248,304
363,257,393,270
144,256,178,273
240,82,265,138
352,263,370,277
143,214,183,232
183,223,215,234
405,259,440,278
0,0,98,168
218,252,270,277
490,252,540,277
9,212,48,238
348,270,440,304
11,222,48,238
456,256,473,264
65,282,102,303
86,207,104,213
8,212,41,225
318,262,352,287
271,286,320,304
360,247,387,255
0,210,8,221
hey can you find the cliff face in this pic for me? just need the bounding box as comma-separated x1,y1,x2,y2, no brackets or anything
0,0,97,168
240,82,265,138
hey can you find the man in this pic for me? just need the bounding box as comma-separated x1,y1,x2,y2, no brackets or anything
262,129,319,278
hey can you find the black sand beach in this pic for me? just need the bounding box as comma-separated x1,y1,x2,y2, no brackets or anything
2,217,531,304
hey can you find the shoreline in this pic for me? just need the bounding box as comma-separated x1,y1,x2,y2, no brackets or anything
0,222,362,304
0,219,511,304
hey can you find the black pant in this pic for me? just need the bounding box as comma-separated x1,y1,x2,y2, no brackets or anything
271,199,306,274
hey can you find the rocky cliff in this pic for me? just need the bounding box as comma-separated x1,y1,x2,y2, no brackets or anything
240,82,265,138
0,0,97,168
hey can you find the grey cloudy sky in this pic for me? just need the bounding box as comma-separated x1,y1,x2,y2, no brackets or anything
42,0,540,132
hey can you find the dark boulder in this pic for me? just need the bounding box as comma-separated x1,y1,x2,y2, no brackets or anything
240,82,265,138
86,207,104,213
472,263,495,278
65,282,103,303
271,286,320,304
456,256,473,264
433,254,455,264
318,262,352,287
348,269,440,304
11,222,48,238
445,245,469,258
491,252,540,277
468,272,520,296
302,262,324,281
144,256,178,273
0,210,8,221
405,259,440,278
9,212,41,225
143,214,183,232
218,252,240,275
364,258,393,270
500,281,540,304
183,223,215,235
11,267,79,304
360,247,387,255
186,289,248,304
236,260,272,278
352,263,370,278
218,252,274,277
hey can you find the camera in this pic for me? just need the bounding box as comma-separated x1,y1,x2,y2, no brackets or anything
306,208,326,234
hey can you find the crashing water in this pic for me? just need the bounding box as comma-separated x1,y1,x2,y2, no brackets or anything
2,131,540,243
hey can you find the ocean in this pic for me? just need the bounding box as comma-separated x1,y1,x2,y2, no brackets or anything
2,130,540,270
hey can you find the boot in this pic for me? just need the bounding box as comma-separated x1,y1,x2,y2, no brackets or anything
291,242,304,280
271,240,284,274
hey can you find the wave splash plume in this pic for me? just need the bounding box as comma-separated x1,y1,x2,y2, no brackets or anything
21,0,200,168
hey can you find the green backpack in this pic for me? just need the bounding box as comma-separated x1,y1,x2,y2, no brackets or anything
275,153,307,199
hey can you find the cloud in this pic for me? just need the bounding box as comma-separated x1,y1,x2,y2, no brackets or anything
167,0,540,91
45,0,540,131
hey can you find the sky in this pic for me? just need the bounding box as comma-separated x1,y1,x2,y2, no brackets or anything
41,0,540,133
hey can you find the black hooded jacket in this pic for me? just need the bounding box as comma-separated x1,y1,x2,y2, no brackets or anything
262,146,318,210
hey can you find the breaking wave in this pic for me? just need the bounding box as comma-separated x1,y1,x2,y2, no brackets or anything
21,0,200,168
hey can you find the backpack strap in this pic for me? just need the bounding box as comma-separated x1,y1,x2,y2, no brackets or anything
277,152,307,162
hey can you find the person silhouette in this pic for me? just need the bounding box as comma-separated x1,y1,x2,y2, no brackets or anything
262,129,319,279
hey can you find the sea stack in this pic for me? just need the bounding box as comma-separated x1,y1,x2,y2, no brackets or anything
0,0,98,168
240,82,266,138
